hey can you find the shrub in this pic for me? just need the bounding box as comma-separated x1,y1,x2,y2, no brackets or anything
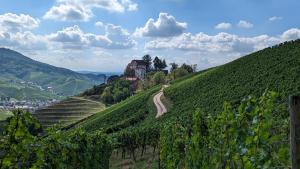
152,71,166,85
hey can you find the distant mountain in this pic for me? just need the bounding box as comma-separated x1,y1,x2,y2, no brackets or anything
77,71,122,76
0,48,105,100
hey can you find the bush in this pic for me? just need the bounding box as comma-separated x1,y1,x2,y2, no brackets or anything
152,71,166,85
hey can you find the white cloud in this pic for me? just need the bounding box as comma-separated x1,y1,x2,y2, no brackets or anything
0,31,48,50
43,4,92,22
215,22,232,30
134,12,187,37
95,21,104,27
47,24,135,49
237,20,253,29
47,25,90,49
269,16,283,21
105,24,136,49
143,30,300,70
121,0,138,11
281,28,300,41
0,13,46,51
0,13,39,32
144,29,300,55
44,0,138,21
144,32,263,53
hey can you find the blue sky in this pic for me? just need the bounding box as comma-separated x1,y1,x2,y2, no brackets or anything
0,0,299,72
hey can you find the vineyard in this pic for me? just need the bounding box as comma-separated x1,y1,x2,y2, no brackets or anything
77,86,161,133
163,40,300,122
33,97,105,128
72,40,300,168
1,40,300,168
160,91,290,168
0,110,112,169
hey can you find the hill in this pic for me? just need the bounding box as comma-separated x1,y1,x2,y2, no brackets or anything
78,40,300,133
33,97,105,128
163,40,300,119
0,109,12,121
73,40,300,168
0,48,106,100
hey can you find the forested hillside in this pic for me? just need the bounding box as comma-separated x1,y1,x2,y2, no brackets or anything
0,48,106,100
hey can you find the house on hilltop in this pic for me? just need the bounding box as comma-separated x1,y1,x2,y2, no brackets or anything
124,60,147,90
125,60,147,80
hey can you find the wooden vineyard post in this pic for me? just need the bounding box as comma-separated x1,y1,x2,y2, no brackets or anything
290,96,300,169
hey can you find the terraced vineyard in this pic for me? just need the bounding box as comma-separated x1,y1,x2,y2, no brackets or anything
0,109,12,121
73,40,300,168
33,97,105,128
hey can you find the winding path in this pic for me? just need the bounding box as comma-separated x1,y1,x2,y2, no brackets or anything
154,85,168,118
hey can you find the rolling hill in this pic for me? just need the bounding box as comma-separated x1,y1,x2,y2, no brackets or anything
0,48,106,100
33,97,105,128
71,40,300,168
79,40,300,133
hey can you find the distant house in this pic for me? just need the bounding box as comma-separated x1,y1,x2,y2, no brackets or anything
124,60,147,90
126,60,147,80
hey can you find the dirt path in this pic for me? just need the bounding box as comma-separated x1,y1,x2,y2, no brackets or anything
154,85,168,118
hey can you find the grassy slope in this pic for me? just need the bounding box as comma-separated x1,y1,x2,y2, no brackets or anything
78,40,300,134
78,86,160,133
163,40,300,122
33,97,105,129
74,40,300,168
76,71,209,134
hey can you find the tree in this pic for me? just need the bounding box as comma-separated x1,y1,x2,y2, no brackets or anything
162,59,167,70
170,62,178,72
143,54,152,72
152,71,166,85
171,68,189,80
107,75,120,84
101,86,114,104
153,57,161,71
153,57,167,71
113,88,123,102
181,63,194,73
192,64,197,72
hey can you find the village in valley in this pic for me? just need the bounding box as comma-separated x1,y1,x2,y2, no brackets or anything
0,98,58,113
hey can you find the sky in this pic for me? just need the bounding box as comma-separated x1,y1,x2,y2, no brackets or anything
0,0,299,72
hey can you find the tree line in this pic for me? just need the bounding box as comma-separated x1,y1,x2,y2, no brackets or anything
124,54,198,90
